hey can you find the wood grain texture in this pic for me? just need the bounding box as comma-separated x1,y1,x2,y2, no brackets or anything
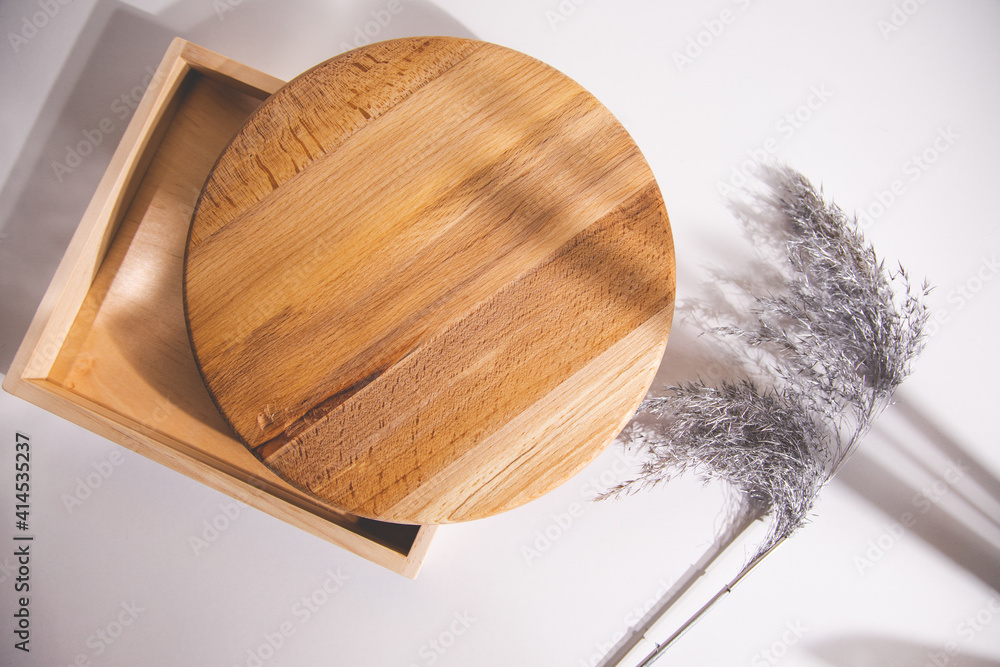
183,37,675,524
4,39,434,577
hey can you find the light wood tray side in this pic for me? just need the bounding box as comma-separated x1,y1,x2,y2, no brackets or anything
3,38,435,579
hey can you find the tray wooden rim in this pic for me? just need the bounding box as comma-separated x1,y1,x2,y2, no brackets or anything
2,37,435,579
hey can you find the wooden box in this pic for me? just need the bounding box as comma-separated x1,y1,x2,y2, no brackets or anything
2,38,435,578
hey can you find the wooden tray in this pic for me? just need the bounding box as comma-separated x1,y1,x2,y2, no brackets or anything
2,38,435,578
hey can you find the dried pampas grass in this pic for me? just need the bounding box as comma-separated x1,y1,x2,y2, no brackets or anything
603,166,930,664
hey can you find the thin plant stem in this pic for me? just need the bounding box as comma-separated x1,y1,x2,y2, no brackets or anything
635,538,787,667
601,511,759,666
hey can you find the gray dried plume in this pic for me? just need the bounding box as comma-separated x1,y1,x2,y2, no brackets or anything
604,165,930,560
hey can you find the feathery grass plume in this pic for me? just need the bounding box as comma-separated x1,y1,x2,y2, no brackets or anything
600,166,930,665
603,164,930,561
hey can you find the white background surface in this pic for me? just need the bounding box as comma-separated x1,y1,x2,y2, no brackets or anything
2,1,999,665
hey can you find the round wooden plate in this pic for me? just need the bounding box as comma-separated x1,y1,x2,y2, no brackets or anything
183,37,674,524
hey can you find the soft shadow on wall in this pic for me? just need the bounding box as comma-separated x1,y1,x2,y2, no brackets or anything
809,635,1000,667
0,3,177,370
834,392,1000,592
157,0,477,80
0,0,476,373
